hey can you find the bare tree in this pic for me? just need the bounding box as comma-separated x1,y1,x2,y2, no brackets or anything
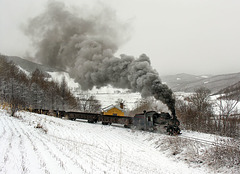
129,98,152,116
217,94,240,117
77,94,101,113
60,77,68,110
216,91,240,137
176,87,214,132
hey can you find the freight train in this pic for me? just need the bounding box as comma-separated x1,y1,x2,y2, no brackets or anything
31,109,181,135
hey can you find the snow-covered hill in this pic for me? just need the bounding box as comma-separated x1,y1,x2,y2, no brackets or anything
1,109,237,174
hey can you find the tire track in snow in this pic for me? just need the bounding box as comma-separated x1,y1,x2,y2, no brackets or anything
47,123,129,172
76,125,162,173
97,128,163,173
0,118,7,139
48,134,127,173
0,117,21,173
49,119,163,173
15,113,92,173
8,117,44,174
8,116,50,174
30,132,82,174
17,116,90,173
45,122,163,174
33,130,107,173
9,118,29,174
51,121,166,173
46,121,114,162
0,117,7,172
96,126,180,173
32,120,131,173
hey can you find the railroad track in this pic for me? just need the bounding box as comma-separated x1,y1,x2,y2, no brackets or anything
179,134,239,150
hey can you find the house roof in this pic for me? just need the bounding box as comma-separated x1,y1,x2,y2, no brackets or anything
102,104,124,112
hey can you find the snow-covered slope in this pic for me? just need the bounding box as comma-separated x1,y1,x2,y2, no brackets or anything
0,109,229,174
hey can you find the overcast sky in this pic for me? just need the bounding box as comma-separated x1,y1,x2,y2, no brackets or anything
1,0,240,76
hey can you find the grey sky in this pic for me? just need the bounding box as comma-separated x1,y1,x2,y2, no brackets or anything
0,0,240,76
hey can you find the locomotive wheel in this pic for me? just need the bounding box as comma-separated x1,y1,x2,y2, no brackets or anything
102,122,108,125
167,127,174,135
169,129,173,136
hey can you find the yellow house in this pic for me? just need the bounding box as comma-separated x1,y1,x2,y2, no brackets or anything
102,104,125,116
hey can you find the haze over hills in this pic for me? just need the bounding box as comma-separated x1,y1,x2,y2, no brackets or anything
6,56,240,94
161,73,240,93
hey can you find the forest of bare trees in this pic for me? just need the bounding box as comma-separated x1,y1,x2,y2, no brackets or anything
176,87,240,138
0,54,78,114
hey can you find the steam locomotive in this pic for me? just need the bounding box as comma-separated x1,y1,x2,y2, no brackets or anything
32,109,180,135
133,111,180,135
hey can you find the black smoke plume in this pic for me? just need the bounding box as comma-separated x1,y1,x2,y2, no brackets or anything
25,1,176,116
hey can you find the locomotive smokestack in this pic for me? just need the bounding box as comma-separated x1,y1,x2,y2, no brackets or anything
25,1,176,116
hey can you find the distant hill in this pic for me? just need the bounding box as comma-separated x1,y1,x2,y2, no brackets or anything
5,55,79,90
215,80,240,98
161,72,240,93
6,56,64,75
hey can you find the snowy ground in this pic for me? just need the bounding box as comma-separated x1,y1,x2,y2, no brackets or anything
0,109,237,174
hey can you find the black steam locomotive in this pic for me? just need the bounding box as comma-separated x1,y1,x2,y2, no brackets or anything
133,111,180,135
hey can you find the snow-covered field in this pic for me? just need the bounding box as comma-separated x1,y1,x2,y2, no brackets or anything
0,108,238,174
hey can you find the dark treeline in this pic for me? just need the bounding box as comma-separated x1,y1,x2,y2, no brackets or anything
0,54,78,113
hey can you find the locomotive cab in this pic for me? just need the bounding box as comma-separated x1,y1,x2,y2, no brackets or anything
133,111,154,131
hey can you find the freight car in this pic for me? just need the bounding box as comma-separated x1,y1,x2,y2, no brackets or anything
31,109,180,135
60,111,133,128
